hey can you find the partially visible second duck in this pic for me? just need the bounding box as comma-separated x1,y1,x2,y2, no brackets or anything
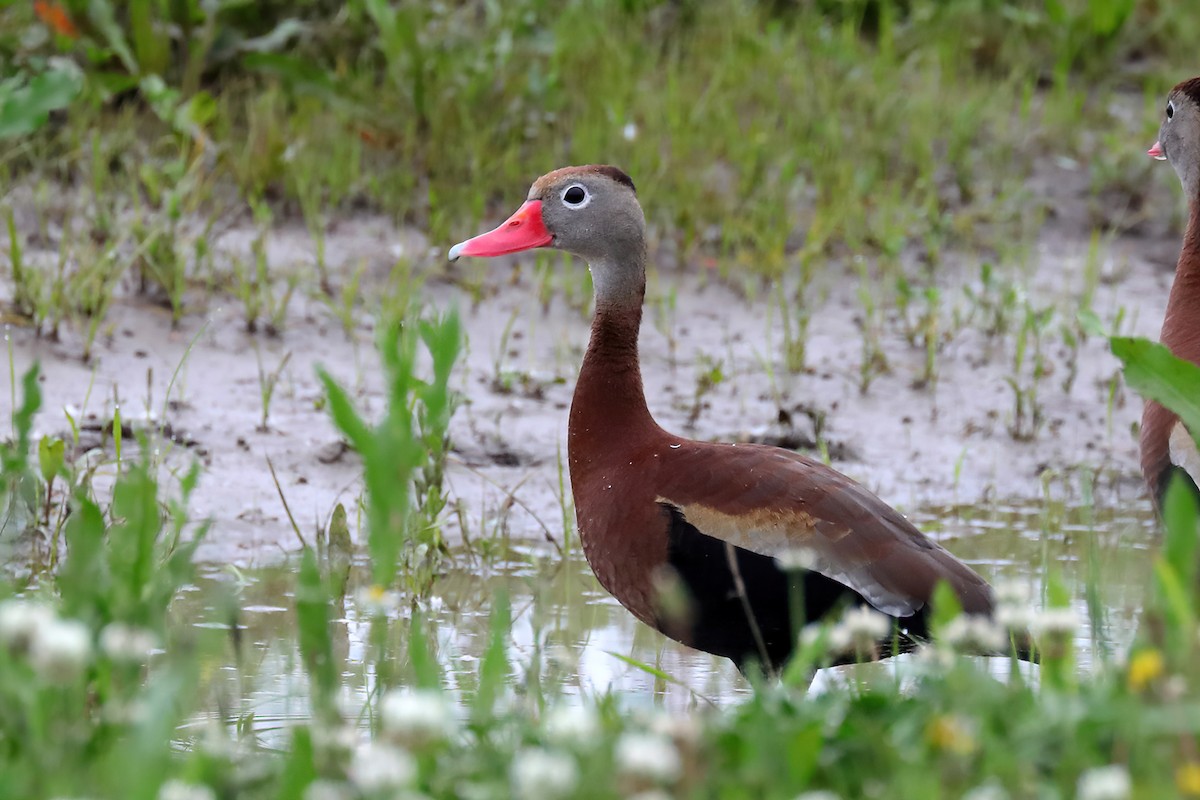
1142,77,1200,505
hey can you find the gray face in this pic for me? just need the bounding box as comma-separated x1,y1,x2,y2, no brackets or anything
1159,92,1200,200
532,174,646,265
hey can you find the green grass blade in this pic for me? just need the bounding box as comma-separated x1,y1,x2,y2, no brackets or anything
1111,337,1200,443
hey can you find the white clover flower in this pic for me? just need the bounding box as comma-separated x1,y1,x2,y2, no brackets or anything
622,122,638,142
1076,764,1131,800
794,792,842,800
302,779,353,800
544,644,580,674
838,605,890,653
511,748,579,799
100,623,158,663
102,697,149,726
962,781,1008,800
995,604,1036,633
198,722,240,761
775,548,819,572
157,781,216,800
800,623,854,658
30,617,92,682
615,732,682,784
1031,607,1080,639
643,710,701,746
380,688,457,745
543,704,600,747
942,614,1006,653
913,644,956,671
628,792,673,800
993,582,1039,636
799,624,828,650
1164,674,1188,702
312,724,359,755
0,600,56,652
355,585,401,617
348,742,416,793
994,580,1034,609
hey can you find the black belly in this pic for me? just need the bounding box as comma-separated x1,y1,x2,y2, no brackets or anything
1156,465,1200,510
659,504,926,673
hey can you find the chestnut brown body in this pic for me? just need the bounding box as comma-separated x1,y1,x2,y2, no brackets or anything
453,165,999,672
1141,78,1200,504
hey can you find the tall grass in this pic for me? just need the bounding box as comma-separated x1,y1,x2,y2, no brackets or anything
318,307,462,592
0,330,1194,798
3,0,1197,270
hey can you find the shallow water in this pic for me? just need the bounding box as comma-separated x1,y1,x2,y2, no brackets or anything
178,496,1159,738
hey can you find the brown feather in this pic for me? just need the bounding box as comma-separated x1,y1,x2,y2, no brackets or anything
532,165,636,197
653,442,995,617
1142,200,1200,498
1175,77,1200,109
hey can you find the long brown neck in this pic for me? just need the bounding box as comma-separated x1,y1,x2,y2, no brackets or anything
1161,200,1200,359
1142,200,1200,498
569,300,658,450
568,265,663,486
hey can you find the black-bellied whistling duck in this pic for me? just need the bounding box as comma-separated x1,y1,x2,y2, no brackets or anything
1142,77,1200,505
449,166,996,673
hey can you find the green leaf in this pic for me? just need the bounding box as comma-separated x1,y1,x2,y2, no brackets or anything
473,594,511,719
0,68,83,139
1111,337,1200,444
296,548,337,717
316,368,373,453
276,727,317,800
15,364,42,458
1077,308,1104,338
1162,472,1200,589
929,579,964,633
407,612,441,690
179,89,217,129
129,0,169,76
605,651,685,686
241,53,334,93
59,493,109,623
84,0,139,74
37,436,65,483
327,502,352,560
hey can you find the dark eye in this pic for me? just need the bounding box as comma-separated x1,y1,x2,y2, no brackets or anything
562,184,589,207
1167,101,1175,120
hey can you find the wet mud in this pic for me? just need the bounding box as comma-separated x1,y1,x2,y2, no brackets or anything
2,205,1170,563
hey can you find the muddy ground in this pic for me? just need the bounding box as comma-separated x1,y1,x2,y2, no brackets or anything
1,164,1177,564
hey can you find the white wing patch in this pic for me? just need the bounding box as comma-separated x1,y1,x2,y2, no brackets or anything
658,496,924,617
1169,421,1200,487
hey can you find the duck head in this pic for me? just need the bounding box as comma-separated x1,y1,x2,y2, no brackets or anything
449,166,647,306
1150,78,1200,201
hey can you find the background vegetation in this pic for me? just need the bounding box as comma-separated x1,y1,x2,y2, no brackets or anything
4,0,1200,798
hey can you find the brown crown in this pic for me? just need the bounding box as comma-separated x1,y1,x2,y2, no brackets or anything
1173,76,1200,108
533,165,636,195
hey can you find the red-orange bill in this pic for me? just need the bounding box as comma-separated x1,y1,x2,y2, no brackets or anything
448,201,552,261
1149,140,1166,161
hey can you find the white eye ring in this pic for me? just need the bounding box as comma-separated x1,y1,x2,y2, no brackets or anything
1168,100,1176,121
561,184,591,209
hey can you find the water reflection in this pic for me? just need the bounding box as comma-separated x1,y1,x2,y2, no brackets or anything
179,497,1159,737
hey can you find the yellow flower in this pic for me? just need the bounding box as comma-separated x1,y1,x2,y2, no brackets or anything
1178,762,1200,796
926,714,977,756
1127,649,1165,693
